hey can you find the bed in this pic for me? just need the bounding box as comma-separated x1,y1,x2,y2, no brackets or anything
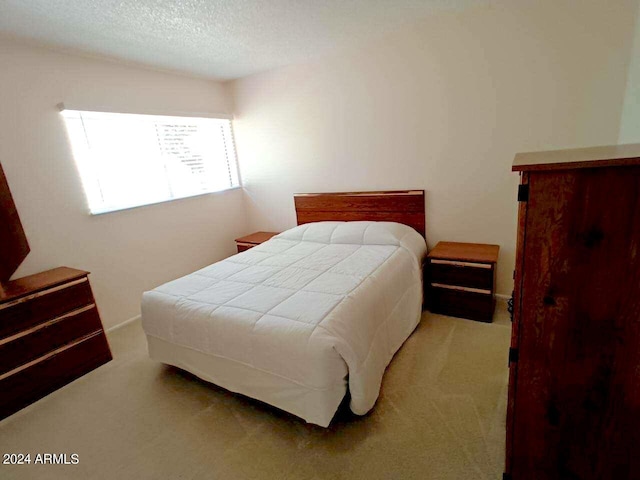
141,190,426,427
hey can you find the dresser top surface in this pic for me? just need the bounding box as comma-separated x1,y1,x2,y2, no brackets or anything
0,267,89,303
428,242,499,264
513,143,640,172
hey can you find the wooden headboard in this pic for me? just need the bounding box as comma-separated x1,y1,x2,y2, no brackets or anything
294,190,425,237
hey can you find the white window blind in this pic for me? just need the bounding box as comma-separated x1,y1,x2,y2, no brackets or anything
61,110,239,214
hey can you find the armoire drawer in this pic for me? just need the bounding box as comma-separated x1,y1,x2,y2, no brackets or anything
0,278,94,339
429,260,493,290
0,305,102,375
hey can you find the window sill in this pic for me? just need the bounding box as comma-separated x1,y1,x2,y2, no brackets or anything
88,186,242,216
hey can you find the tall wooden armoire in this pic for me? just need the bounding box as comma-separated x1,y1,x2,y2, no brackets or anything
505,144,640,480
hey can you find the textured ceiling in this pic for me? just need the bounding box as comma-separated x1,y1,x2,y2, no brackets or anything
0,0,493,80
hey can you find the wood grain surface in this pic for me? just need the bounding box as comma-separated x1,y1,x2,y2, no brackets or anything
0,162,30,282
0,332,111,419
294,190,425,237
234,232,279,245
509,166,640,479
513,143,640,172
0,269,112,420
505,172,529,476
427,241,499,264
0,267,89,304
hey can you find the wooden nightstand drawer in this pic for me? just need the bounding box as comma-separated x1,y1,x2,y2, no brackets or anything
0,278,94,339
0,305,102,375
430,286,495,322
429,259,493,290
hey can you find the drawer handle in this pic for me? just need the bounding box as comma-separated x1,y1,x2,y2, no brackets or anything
431,283,492,295
0,304,96,346
0,278,88,311
431,259,492,269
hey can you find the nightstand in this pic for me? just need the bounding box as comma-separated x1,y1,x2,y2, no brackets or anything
234,232,279,253
427,241,499,322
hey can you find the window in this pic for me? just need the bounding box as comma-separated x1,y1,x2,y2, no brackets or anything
61,109,240,214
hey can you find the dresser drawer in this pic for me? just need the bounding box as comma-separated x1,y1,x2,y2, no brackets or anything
431,285,495,322
429,259,493,290
0,331,111,419
0,305,102,375
0,278,93,339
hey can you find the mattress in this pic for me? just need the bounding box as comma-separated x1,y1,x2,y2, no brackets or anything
141,221,426,427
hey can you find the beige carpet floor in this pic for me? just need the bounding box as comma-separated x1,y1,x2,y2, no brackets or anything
0,305,511,480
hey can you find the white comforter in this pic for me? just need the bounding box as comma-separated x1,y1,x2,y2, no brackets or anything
142,221,426,426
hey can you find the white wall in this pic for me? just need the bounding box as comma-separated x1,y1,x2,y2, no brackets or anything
231,0,638,296
0,38,247,329
620,2,640,143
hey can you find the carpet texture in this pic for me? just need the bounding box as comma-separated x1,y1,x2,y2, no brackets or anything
0,305,511,479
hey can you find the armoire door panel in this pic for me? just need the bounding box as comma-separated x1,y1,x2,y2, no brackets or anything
511,166,640,479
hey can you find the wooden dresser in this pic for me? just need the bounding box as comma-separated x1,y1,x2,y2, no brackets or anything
505,144,640,479
0,267,112,419
427,241,499,322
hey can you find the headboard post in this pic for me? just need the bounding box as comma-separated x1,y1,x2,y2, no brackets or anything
293,190,426,237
